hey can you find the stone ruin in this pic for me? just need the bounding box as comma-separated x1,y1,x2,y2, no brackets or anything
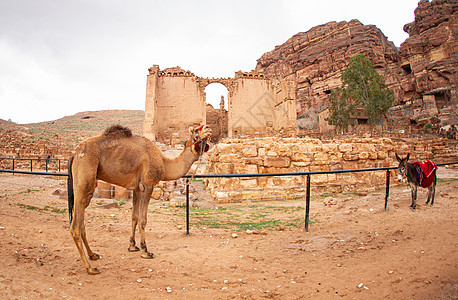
143,66,297,144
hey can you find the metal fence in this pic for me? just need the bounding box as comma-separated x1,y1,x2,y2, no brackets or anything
1,161,457,235
0,158,68,173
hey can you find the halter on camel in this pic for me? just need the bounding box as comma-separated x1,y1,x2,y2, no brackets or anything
184,125,211,183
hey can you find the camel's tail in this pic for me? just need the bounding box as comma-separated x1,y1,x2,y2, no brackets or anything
67,156,74,225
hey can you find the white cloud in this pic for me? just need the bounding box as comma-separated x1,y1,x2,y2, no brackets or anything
0,0,420,124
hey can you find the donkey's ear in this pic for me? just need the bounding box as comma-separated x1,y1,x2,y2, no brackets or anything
406,153,410,161
189,127,195,135
395,153,401,162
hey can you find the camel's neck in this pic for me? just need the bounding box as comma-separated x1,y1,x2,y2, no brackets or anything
161,146,199,181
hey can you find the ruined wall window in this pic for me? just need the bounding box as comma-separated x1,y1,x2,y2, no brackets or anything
401,64,412,75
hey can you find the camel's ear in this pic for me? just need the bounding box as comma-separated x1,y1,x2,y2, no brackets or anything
189,126,195,135
406,153,410,161
395,153,401,163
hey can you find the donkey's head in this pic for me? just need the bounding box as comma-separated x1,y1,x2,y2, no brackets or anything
395,153,410,182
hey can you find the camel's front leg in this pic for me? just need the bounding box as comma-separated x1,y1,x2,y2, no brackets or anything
138,186,154,259
128,191,140,252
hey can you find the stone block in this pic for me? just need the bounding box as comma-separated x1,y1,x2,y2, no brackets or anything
218,154,239,163
264,156,291,168
242,145,258,157
343,153,359,161
291,152,313,162
338,143,353,153
359,152,369,160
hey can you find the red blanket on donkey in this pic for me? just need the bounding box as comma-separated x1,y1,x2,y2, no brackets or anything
413,160,438,188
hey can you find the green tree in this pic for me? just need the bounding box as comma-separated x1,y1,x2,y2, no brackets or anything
327,54,394,128
326,87,355,132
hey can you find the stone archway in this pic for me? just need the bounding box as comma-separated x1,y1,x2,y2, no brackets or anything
144,65,297,143
203,82,229,142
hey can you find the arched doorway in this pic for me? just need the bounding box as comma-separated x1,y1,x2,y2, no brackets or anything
204,83,229,141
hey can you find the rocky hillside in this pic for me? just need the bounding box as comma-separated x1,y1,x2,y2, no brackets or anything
256,0,457,129
0,110,144,159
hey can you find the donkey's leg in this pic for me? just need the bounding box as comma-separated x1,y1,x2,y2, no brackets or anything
128,190,140,252
409,182,417,209
138,186,155,259
70,192,100,275
430,176,436,206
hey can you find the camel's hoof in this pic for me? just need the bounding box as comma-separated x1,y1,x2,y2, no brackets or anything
89,253,100,260
141,252,155,259
87,267,101,275
128,246,140,252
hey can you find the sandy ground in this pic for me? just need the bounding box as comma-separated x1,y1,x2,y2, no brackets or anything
0,166,457,299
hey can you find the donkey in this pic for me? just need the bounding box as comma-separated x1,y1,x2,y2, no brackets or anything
395,153,437,209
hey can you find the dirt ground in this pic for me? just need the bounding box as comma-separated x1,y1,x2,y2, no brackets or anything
0,166,457,299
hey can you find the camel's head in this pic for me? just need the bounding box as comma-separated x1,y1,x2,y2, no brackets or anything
188,125,212,155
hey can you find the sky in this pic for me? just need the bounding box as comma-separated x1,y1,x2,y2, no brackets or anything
0,0,421,124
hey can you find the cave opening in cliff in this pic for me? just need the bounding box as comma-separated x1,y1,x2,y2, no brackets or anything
401,63,412,75
434,91,449,110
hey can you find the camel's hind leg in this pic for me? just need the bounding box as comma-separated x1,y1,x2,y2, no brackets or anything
128,191,140,252
70,192,100,275
69,159,100,275
137,186,155,259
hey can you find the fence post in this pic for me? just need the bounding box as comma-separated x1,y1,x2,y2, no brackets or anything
12,159,15,171
385,169,390,210
305,174,311,232
30,159,33,172
46,159,48,172
186,180,190,236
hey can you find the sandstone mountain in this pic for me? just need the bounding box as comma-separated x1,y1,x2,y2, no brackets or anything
256,0,457,130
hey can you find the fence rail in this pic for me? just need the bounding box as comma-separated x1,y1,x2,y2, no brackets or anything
1,161,457,235
0,158,68,173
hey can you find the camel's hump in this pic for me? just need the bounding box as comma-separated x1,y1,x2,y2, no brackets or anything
103,125,133,138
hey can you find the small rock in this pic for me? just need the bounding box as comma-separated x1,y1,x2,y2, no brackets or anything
278,226,285,231
177,225,183,230
231,233,238,238
323,197,337,206
166,286,172,293
246,230,253,234
356,192,368,196
388,270,394,274
357,283,364,288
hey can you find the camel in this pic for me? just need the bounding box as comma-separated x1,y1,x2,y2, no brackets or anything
68,124,211,274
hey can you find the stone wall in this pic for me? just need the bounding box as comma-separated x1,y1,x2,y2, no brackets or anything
204,137,458,202
143,66,297,143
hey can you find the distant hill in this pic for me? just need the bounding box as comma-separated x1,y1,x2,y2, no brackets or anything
0,110,144,158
